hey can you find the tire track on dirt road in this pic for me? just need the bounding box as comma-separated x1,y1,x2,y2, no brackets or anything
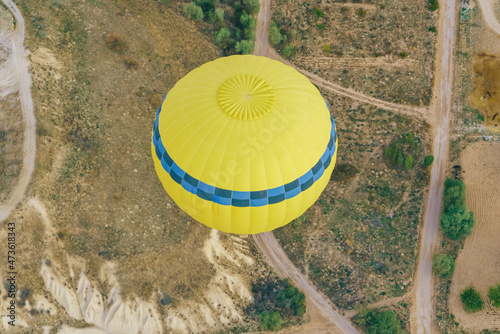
0,0,36,223
412,0,458,332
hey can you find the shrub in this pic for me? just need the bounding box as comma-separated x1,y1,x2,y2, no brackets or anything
282,45,294,58
440,206,474,240
105,33,127,52
269,21,282,46
423,155,434,167
405,155,413,170
428,0,439,11
461,286,483,312
340,6,350,14
428,26,437,33
194,0,214,15
160,295,172,305
260,310,283,331
314,7,325,18
124,59,138,69
432,253,455,278
182,2,204,21
323,43,330,53
235,40,254,54
399,52,408,59
357,8,367,17
488,283,500,308
316,23,326,30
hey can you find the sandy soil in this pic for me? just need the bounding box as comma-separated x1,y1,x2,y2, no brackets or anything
448,141,500,331
412,0,458,332
477,0,500,35
0,0,36,223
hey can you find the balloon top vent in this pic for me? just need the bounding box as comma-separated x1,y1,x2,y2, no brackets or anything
217,75,276,120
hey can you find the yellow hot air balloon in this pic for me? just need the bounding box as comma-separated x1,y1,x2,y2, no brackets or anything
151,55,337,234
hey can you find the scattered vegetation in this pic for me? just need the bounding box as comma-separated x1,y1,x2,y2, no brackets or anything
460,286,484,312
488,283,500,308
248,277,306,330
432,253,455,278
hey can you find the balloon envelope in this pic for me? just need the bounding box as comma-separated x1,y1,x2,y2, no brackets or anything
151,55,337,234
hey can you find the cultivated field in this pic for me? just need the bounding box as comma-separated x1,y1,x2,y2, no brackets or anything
270,0,437,107
449,142,500,331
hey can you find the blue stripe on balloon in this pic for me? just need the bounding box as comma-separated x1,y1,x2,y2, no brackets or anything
152,97,337,207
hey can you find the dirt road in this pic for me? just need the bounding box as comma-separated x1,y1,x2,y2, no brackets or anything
0,0,36,223
477,0,500,35
412,0,458,332
254,233,360,333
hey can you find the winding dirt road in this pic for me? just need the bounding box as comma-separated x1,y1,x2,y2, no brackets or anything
477,0,500,35
412,0,457,332
0,0,36,223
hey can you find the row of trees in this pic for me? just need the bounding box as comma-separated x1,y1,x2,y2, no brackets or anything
182,0,260,54
460,283,500,312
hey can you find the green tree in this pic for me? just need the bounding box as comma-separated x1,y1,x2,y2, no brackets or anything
260,310,283,331
236,39,254,54
405,155,413,170
282,45,294,58
488,283,500,308
432,253,455,278
443,178,466,210
424,155,434,167
240,12,256,28
215,28,231,45
214,8,224,23
242,0,260,15
269,21,282,46
182,2,204,21
368,310,403,334
440,206,474,240
461,286,484,312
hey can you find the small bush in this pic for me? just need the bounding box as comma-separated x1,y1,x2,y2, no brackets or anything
428,26,437,33
405,155,413,170
399,52,408,59
314,7,325,18
340,6,350,14
423,155,434,167
488,283,500,308
461,286,483,312
357,8,367,17
428,0,439,11
160,295,172,305
316,23,326,30
124,59,138,69
323,44,330,53
432,253,455,278
105,33,127,52
260,310,283,331
282,45,294,58
182,2,204,21
354,308,403,334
